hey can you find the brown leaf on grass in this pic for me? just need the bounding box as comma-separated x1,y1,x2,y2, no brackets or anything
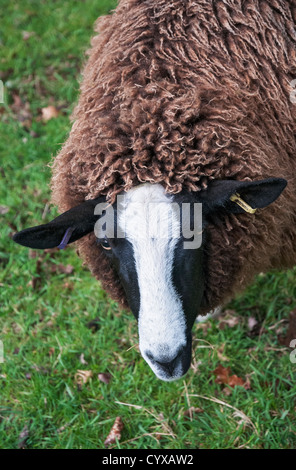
11,93,32,128
79,353,88,365
59,264,74,274
41,105,59,121
18,424,30,449
22,31,35,41
218,310,239,330
50,263,74,275
0,205,9,215
104,417,124,448
62,281,74,290
247,316,264,338
213,365,245,388
74,370,93,386
27,277,38,289
216,344,229,362
98,373,112,384
12,93,22,108
57,423,70,434
243,374,252,390
278,310,296,347
248,316,258,331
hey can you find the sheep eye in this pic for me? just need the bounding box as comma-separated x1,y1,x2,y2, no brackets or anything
101,237,111,250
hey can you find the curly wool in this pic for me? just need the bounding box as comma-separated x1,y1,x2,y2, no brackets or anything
51,0,296,312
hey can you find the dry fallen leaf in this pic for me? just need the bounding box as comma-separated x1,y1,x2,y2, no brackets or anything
98,373,112,384
22,30,35,41
59,264,74,274
18,424,30,449
243,374,252,390
218,310,240,329
248,316,258,331
50,264,74,274
11,93,32,128
12,92,22,108
216,344,229,362
41,105,60,121
79,353,88,365
247,316,263,338
57,423,70,434
213,364,245,388
74,370,93,386
0,205,9,215
104,417,124,448
62,281,74,290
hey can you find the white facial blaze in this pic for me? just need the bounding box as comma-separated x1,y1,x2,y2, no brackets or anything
118,184,187,370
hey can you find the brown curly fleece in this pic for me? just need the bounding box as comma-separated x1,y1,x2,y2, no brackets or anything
51,0,296,313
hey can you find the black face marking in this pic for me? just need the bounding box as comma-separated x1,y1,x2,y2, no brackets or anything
171,191,207,331
172,237,205,332
96,207,141,319
108,238,140,318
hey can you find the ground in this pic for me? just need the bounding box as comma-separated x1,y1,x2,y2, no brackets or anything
0,0,295,449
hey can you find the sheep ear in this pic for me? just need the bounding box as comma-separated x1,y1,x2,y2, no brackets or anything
13,196,107,249
201,178,287,214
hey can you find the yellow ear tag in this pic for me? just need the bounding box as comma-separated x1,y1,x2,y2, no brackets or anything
230,193,257,214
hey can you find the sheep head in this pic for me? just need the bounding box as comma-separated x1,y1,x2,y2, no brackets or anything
13,177,287,381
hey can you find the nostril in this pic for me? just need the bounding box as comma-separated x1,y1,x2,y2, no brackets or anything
145,351,155,362
155,358,175,368
145,346,184,367
155,353,180,368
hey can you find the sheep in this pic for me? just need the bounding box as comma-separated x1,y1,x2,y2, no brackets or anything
13,0,296,381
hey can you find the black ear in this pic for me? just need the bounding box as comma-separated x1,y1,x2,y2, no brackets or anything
13,196,107,249
200,178,287,215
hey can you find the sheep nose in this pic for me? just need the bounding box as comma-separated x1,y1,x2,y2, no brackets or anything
145,347,183,371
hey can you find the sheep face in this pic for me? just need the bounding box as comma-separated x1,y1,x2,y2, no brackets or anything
13,178,287,381
95,184,205,381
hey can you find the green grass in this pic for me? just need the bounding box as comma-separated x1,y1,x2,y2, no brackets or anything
0,0,296,449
